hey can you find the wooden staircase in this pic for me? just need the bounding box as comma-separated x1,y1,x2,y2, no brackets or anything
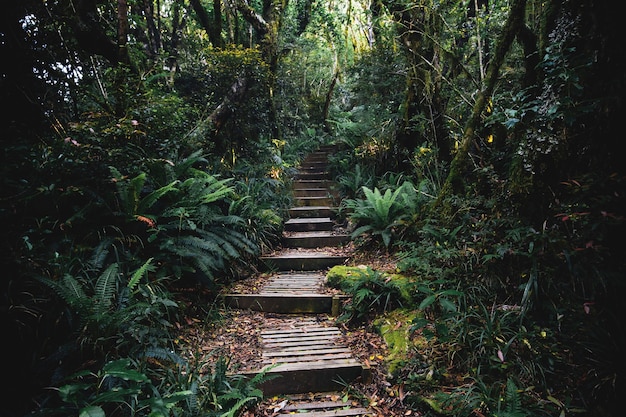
223,145,373,415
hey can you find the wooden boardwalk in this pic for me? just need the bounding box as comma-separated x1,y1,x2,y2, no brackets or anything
225,145,373,415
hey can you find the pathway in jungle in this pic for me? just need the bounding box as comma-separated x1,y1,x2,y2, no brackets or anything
223,145,375,416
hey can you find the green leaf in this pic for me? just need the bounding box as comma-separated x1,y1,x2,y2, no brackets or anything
419,294,437,310
79,405,105,417
438,297,457,312
103,359,149,382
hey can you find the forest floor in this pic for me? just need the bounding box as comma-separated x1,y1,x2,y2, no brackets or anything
174,244,417,416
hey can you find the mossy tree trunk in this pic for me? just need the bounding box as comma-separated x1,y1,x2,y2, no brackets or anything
433,0,528,215
383,0,451,171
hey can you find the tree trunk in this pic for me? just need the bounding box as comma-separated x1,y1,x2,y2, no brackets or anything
207,75,249,151
434,0,528,211
115,0,131,116
323,67,340,133
234,0,289,139
385,0,451,170
189,0,223,48
166,0,186,80
71,0,119,63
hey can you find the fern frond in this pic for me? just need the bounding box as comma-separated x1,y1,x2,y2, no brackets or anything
127,173,147,214
177,234,228,258
144,346,186,366
137,180,179,214
502,378,528,417
93,263,119,316
219,396,260,417
90,237,116,269
37,274,88,311
175,150,207,178
351,224,374,240
127,258,153,290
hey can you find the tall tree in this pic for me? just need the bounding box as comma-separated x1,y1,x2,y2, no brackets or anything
205,0,290,143
237,0,288,138
382,0,452,169
435,0,527,207
189,0,224,47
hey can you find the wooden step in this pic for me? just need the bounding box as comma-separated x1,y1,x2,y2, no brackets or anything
293,188,331,198
294,196,335,207
260,251,348,271
288,206,336,218
299,160,329,168
222,272,338,313
302,152,331,161
283,231,350,248
292,180,332,190
284,217,334,232
242,323,370,395
275,396,373,416
260,271,327,293
222,293,334,313
296,171,330,180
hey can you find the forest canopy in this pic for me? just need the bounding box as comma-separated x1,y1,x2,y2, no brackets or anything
1,0,624,416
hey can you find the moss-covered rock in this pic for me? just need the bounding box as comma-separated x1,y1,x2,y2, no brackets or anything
325,265,416,306
325,265,370,290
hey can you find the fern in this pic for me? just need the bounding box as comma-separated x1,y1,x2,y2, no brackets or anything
127,258,154,291
93,263,119,317
345,183,414,248
144,346,186,366
38,273,90,316
498,378,530,417
331,267,404,322
136,180,179,214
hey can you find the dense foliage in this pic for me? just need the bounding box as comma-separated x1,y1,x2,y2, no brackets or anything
1,0,623,416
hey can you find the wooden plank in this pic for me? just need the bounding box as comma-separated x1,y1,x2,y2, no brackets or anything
263,332,340,341
261,327,339,336
263,343,339,352
282,400,352,410
264,281,322,286
279,408,372,416
263,359,363,373
263,353,354,363
261,328,341,337
263,337,341,345
262,331,341,341
263,348,352,357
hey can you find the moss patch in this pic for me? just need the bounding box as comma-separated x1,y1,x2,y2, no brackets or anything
326,265,416,305
373,309,420,374
326,265,370,289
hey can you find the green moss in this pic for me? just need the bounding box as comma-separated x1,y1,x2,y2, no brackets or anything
325,265,368,290
373,309,420,374
326,265,416,305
